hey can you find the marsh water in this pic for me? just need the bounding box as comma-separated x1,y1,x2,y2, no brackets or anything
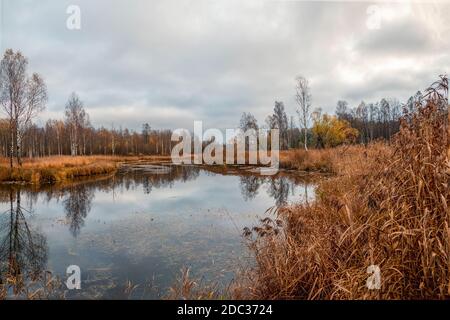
0,164,315,299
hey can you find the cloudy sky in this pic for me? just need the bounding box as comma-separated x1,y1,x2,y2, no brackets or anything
1,0,449,130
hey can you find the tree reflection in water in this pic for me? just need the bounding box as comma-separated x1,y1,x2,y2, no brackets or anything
63,185,94,237
239,174,308,208
239,175,262,201
267,177,291,207
2,166,309,243
119,165,201,193
0,189,48,295
0,166,315,298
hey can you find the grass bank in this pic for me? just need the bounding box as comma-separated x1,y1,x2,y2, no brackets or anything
279,145,372,174
0,148,341,185
0,155,171,184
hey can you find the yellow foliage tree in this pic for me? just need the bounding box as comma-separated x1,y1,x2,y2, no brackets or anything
312,114,359,148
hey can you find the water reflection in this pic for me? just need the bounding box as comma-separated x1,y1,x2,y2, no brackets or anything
117,165,201,193
2,165,313,239
64,185,94,237
0,189,48,294
239,176,262,201
267,177,291,207
239,175,296,207
0,164,316,298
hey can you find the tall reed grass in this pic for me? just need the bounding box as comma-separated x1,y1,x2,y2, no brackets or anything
237,76,449,299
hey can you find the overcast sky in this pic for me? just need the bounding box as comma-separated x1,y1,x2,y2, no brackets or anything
1,0,449,130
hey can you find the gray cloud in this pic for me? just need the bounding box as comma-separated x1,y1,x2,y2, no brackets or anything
1,0,449,130
356,19,432,56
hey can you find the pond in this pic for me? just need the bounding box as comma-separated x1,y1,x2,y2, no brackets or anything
0,164,315,299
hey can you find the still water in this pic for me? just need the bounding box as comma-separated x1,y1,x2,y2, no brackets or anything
0,164,315,299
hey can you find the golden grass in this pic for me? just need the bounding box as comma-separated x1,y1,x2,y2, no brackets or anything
237,80,450,299
166,268,226,300
0,150,340,185
0,155,172,168
0,271,64,300
0,155,172,184
279,145,372,174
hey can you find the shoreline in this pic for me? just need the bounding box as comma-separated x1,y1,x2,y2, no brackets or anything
0,150,335,185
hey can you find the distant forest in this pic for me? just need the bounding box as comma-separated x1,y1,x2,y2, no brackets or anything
1,49,422,159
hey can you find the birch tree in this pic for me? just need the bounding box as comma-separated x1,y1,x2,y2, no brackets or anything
16,73,47,164
0,49,47,167
0,49,27,168
65,93,87,156
295,76,311,151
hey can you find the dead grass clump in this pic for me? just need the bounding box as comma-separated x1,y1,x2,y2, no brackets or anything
0,167,11,181
280,148,335,173
0,271,64,300
279,144,384,175
0,158,118,184
166,268,225,300
240,76,449,299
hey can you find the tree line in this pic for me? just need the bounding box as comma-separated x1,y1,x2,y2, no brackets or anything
0,117,174,159
240,74,420,149
0,49,421,167
0,49,175,166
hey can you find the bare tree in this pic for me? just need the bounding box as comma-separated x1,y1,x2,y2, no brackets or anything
355,101,368,144
111,123,116,156
0,49,27,168
295,76,311,151
238,112,259,152
82,116,90,155
335,100,349,121
266,102,288,150
239,112,259,132
16,73,47,164
65,92,87,156
0,49,47,167
380,98,390,139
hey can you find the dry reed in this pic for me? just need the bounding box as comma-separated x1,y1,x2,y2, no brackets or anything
238,76,449,300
